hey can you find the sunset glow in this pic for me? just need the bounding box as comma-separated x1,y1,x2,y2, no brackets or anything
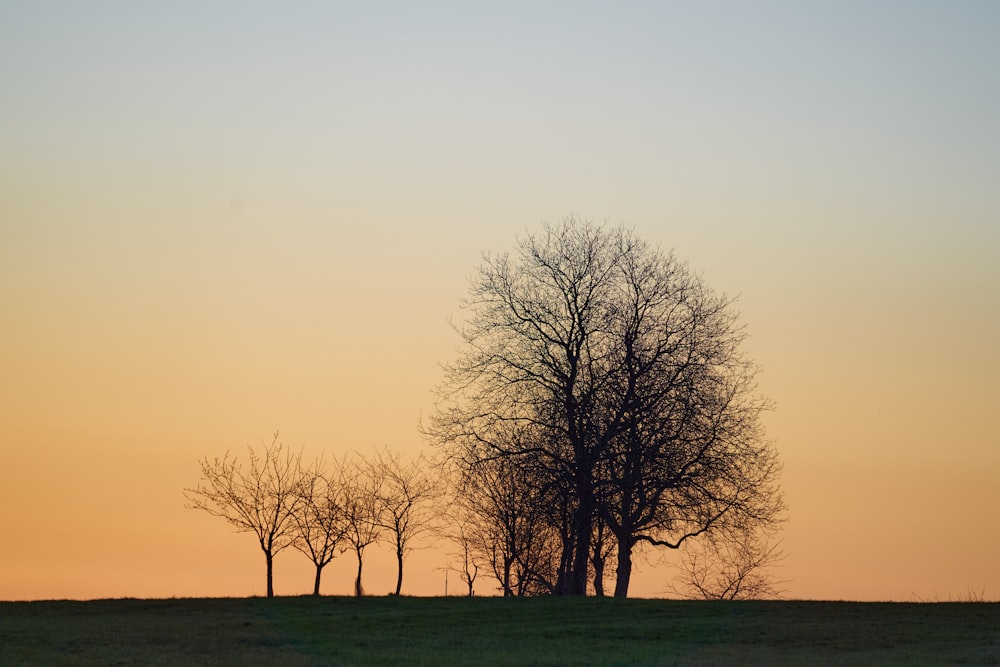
2,2,998,602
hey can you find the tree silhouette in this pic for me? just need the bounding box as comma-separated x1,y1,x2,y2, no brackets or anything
185,433,304,598
292,456,349,595
450,432,565,596
669,520,786,600
374,448,440,596
432,217,783,596
441,506,482,597
341,454,383,597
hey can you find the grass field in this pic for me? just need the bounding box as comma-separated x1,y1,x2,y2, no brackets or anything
1,596,997,666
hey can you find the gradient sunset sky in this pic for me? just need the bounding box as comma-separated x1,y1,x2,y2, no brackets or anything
2,1,998,601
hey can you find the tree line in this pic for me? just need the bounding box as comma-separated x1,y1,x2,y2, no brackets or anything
184,438,437,598
186,218,785,599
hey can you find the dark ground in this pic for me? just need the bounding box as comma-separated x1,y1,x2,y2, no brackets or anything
1,596,998,666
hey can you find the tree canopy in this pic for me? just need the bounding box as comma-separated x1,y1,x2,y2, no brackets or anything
431,218,784,596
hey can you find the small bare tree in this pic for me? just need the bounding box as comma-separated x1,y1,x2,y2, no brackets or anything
340,454,383,597
292,456,349,596
443,511,482,597
185,433,304,598
669,522,786,600
375,448,440,595
453,451,561,597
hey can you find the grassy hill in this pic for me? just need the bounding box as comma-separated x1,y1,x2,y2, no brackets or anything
1,595,997,665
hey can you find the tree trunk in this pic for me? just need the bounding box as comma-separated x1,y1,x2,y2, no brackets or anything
265,549,274,598
569,492,593,595
556,537,575,594
354,549,364,597
394,544,404,596
613,539,633,598
593,554,606,597
313,565,323,596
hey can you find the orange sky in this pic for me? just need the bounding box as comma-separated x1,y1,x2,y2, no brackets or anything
2,2,998,601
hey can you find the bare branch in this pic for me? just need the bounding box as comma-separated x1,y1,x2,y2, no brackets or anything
184,433,305,598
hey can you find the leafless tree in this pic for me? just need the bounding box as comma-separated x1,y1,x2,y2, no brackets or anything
442,509,482,597
668,521,786,600
431,217,784,596
430,221,620,594
184,433,304,598
596,357,785,597
340,454,383,597
450,446,562,596
292,456,348,596
374,448,440,595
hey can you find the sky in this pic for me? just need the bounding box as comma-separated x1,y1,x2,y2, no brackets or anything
2,1,998,601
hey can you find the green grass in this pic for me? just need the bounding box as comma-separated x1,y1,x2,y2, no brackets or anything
1,596,998,666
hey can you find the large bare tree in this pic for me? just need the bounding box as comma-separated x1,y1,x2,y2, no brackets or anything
432,220,622,594
185,433,304,598
594,286,785,598
431,217,783,596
